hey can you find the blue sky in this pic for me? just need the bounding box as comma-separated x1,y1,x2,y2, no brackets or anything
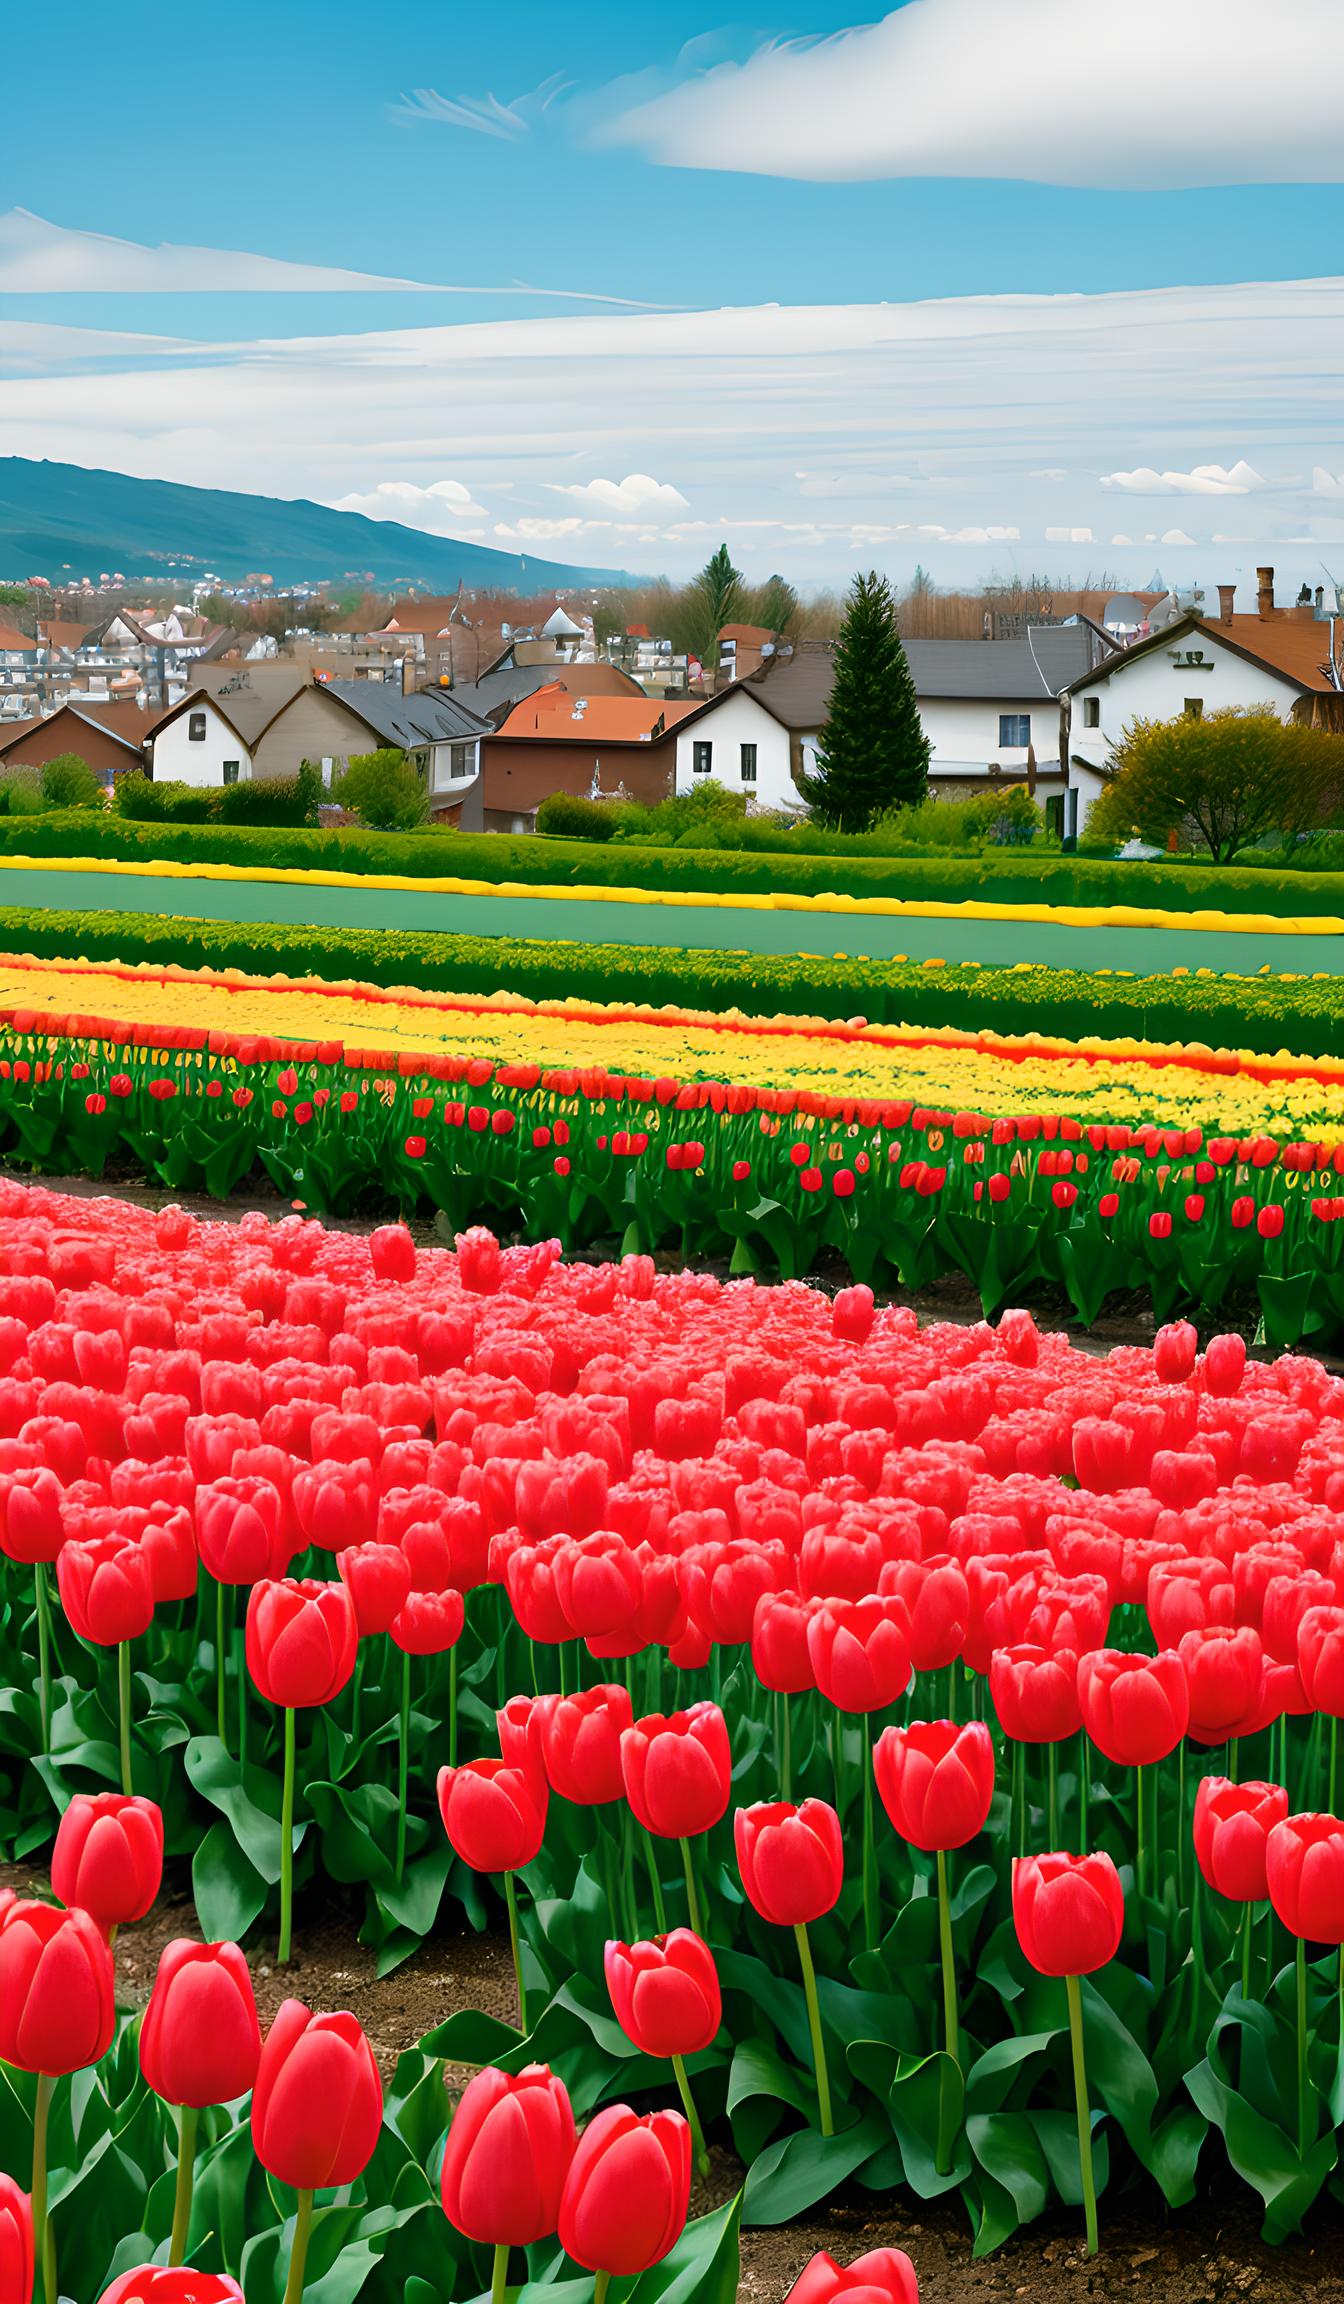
1,0,1342,588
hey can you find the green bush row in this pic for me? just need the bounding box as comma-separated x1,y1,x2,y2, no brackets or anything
3,904,1343,1059
7,811,1344,916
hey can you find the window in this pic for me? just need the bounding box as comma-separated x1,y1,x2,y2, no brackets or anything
740,742,758,784
1083,697,1100,729
692,741,713,776
187,711,206,742
999,714,1031,748
448,741,476,782
222,760,240,786
1184,697,1204,721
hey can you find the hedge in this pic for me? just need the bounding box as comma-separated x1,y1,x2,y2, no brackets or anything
7,811,1344,916
3,904,1344,1059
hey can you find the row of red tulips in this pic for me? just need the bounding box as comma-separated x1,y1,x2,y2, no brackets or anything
5,1028,1344,1338
4,1183,1344,2241
0,1785,915,2304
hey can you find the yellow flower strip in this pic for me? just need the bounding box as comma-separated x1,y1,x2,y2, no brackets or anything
4,950,1344,1139
1,851,1340,938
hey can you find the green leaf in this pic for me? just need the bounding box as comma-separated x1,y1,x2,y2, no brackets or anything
192,1819,268,1942
741,2110,887,2225
184,1735,288,1884
968,2112,1052,2254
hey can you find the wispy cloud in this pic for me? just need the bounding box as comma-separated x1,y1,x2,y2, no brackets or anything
396,73,572,141
546,473,689,520
326,479,490,534
600,0,1343,189
1100,461,1268,496
0,208,667,310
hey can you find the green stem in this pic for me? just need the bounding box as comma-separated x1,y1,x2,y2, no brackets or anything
351,1647,363,1749
34,1565,52,1754
781,1693,792,1804
1066,1974,1099,2257
31,2072,55,2304
1080,1735,1092,1856
1177,1740,1187,1908
1135,1763,1146,1898
279,1706,296,1965
679,1836,704,1938
118,1638,133,1795
169,2103,199,2266
1228,1735,1240,1787
282,2188,315,2304
1241,1904,1253,2005
216,1581,228,1747
1012,1739,1025,1859
504,1869,528,2035
1330,1716,1339,1815
671,2052,711,2179
1296,1936,1310,2159
830,1707,845,1821
396,1648,411,1882
491,2243,509,2304
935,1846,961,2178
593,2274,611,2304
794,1921,833,2137
861,1736,877,1952
1047,1742,1059,1848
643,1829,668,1933
449,1641,459,1770
236,1624,249,1775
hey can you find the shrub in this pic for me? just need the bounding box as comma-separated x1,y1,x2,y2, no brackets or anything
0,768,45,817
216,763,322,827
1089,708,1344,863
114,776,216,823
40,753,103,810
535,790,620,842
334,748,428,831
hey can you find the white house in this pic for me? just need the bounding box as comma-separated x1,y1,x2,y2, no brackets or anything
1063,570,1344,832
672,681,796,809
744,626,1111,818
147,672,489,801
150,693,254,787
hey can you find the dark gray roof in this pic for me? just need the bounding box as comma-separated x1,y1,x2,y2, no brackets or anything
441,663,574,721
749,624,1104,729
323,679,489,745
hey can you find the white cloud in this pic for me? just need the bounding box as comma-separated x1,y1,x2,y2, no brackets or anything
396,74,572,140
0,274,1339,582
602,0,1344,189
546,472,689,519
0,208,663,309
796,468,916,497
1100,461,1267,496
1110,535,1135,546
1046,526,1094,543
1313,466,1344,497
1161,529,1199,547
327,479,490,534
1031,468,1069,483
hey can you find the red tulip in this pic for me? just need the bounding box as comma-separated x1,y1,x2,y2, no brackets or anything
1012,1852,1124,1977
751,1591,818,1695
1153,1322,1198,1384
50,1793,163,1929
369,1224,416,1284
557,2105,690,2277
1298,1606,1344,1716
57,1535,153,1646
990,1645,1082,1743
0,1901,115,2073
245,1578,357,1709
98,2272,242,2304
873,1721,994,1852
539,1685,632,1805
1179,1625,1266,1745
0,2177,31,2304
1193,1778,1288,1905
440,2063,576,2246
879,1557,969,1674
0,1467,63,1565
497,1694,544,1777
437,1759,547,1874
1077,1649,1189,1765
784,2246,920,2304
337,1542,411,1638
620,1704,731,1840
250,2000,382,2190
138,1938,262,2106
1266,1814,1344,1943
196,1478,290,1585
735,1799,844,1927
389,1589,465,1655
604,1930,721,2059
807,1596,911,1714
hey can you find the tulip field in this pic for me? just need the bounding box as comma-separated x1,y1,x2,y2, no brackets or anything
1,1153,1344,2304
7,949,1344,1342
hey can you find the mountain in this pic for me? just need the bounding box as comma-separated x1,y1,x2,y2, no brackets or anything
0,457,637,592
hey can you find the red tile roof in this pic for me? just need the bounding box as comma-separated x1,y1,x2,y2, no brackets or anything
494,685,698,744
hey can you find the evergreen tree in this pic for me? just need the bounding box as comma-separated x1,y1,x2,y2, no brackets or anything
803,570,930,830
675,544,744,667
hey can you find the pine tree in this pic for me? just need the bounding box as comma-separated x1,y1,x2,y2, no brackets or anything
676,544,744,668
802,570,930,830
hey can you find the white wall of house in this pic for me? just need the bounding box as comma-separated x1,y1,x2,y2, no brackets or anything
1066,630,1304,826
429,737,481,796
151,701,252,788
672,687,796,808
792,694,1061,789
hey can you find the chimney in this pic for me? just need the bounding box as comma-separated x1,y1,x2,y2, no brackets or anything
1256,566,1275,619
1317,586,1326,612
1217,583,1236,626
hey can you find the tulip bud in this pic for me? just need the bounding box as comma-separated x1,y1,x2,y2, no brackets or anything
873,1720,994,1852
139,1939,262,2107
51,1793,163,1930
440,2063,576,2247
557,2105,691,2278
0,1901,115,2074
783,2247,920,2304
1193,1778,1288,1906
250,2000,383,2190
0,2176,32,2304
1012,1851,1124,1977
620,1704,731,1840
603,1930,721,2060
437,1759,547,1874
245,1578,358,1709
734,1798,844,1927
